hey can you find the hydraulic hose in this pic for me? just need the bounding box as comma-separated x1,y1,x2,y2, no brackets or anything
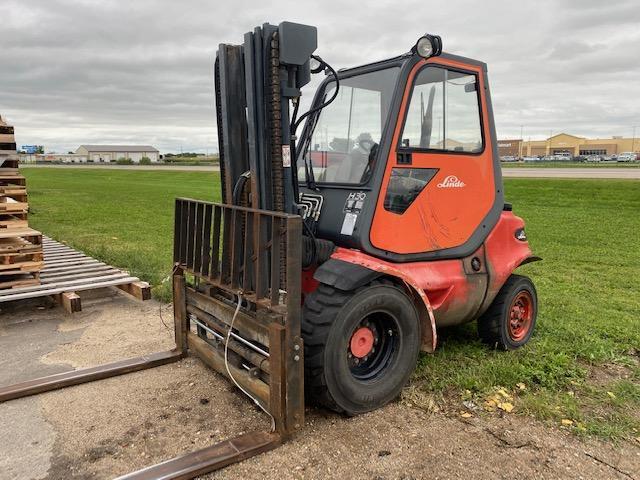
290,55,341,192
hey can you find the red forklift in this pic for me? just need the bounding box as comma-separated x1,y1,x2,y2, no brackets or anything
0,21,538,478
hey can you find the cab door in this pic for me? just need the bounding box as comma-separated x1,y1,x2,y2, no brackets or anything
370,56,499,257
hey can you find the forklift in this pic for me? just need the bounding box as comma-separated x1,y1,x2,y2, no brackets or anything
0,21,539,479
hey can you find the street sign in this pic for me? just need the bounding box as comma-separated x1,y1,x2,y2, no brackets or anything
21,145,38,154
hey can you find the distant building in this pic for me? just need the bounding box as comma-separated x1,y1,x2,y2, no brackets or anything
19,153,89,164
498,133,640,158
497,139,522,158
75,145,160,163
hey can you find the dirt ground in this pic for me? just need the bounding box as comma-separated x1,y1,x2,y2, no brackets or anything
1,292,638,480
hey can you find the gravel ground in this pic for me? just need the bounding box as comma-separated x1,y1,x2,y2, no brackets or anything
1,294,638,480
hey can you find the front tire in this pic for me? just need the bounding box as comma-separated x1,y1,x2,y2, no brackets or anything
302,281,421,415
477,274,537,350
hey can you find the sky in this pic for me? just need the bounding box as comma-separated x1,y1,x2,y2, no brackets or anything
1,0,639,154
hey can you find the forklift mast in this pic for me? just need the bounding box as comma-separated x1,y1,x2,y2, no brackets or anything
215,22,317,213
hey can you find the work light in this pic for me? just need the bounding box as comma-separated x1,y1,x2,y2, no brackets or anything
413,34,442,58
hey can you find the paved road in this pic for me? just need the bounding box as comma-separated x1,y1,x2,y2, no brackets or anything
501,167,640,179
20,164,640,179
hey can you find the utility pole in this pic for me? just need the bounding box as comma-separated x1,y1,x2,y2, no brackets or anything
633,126,637,154
519,125,524,158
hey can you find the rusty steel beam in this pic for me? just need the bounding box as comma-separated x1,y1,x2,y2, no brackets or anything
115,431,282,480
187,331,271,409
0,350,183,403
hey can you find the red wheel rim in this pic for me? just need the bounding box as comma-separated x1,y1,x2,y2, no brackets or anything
350,327,375,358
508,291,533,342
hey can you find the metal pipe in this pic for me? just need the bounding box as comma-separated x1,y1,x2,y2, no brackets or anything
193,318,270,376
193,317,270,360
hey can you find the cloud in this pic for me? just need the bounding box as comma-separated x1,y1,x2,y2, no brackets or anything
0,0,638,152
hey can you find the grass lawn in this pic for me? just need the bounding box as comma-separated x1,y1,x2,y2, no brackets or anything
415,178,640,441
21,168,640,441
23,168,219,300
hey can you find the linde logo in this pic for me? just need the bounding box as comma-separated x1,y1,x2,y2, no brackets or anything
437,175,466,188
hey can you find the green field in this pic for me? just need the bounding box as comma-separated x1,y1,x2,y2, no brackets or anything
21,168,640,441
23,168,219,300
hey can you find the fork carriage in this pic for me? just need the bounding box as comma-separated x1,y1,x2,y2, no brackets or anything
172,197,304,437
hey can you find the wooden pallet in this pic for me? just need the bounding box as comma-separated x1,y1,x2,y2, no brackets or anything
0,159,18,169
0,260,43,273
0,229,43,254
0,273,39,289
0,122,19,186
0,249,44,269
0,185,26,196
0,192,27,204
0,236,150,313
0,228,43,288
0,214,28,230
0,196,28,213
0,174,25,187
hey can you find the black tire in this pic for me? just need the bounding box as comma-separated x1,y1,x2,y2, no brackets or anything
302,281,421,415
477,274,537,350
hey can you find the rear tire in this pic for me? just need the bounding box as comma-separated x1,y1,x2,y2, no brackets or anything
477,274,537,350
302,281,421,415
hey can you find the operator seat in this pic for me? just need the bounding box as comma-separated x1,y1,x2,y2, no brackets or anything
334,141,370,183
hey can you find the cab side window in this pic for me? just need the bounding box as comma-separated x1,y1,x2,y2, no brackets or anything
400,66,483,153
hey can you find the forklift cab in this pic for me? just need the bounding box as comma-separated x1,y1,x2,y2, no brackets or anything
297,49,503,262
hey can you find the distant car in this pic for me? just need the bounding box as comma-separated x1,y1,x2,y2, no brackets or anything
585,155,602,163
522,156,540,162
553,152,573,161
617,152,638,162
542,155,556,161
500,155,517,162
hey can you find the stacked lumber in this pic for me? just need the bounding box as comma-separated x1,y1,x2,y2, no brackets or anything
0,116,43,288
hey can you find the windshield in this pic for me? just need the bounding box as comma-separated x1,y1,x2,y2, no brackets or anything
299,66,400,185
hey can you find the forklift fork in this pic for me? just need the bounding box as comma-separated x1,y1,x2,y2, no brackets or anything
0,198,304,479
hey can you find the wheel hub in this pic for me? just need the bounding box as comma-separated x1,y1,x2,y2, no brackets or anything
350,327,375,359
508,291,533,342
